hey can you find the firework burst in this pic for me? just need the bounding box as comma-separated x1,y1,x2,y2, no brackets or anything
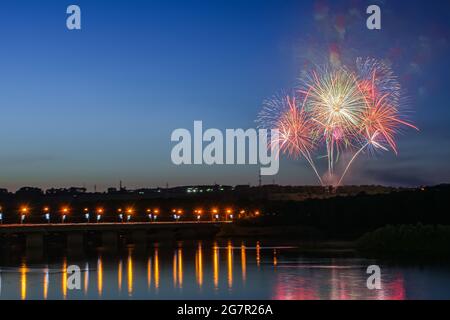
257,94,323,185
257,58,419,187
298,66,367,176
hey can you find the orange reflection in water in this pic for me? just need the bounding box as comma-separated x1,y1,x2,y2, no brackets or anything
227,241,233,289
178,247,183,289
62,258,67,299
256,241,261,267
172,247,183,289
118,260,123,292
147,257,152,289
213,242,219,289
241,243,247,283
97,257,103,297
173,250,177,287
20,261,27,300
84,263,89,295
154,248,160,290
43,267,49,300
195,242,203,288
127,249,133,295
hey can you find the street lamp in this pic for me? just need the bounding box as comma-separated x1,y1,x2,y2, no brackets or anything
117,208,123,222
61,207,69,223
126,208,133,222
153,209,159,221
84,208,90,223
20,207,28,224
146,209,152,221
195,209,203,221
96,208,103,222
212,208,219,221
44,207,50,223
226,209,234,221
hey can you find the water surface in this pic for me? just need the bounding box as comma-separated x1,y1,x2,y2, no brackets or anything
0,240,449,300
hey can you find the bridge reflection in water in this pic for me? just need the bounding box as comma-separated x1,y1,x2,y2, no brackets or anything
0,240,444,300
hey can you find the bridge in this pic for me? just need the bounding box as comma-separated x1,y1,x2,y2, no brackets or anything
0,221,231,251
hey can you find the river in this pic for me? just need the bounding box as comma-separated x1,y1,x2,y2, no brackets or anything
0,240,449,300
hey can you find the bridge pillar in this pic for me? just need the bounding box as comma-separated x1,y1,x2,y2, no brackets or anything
26,233,44,250
67,232,85,248
132,230,147,246
101,231,118,248
25,233,45,261
67,232,85,256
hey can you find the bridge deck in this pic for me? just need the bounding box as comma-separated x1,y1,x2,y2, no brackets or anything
0,221,231,234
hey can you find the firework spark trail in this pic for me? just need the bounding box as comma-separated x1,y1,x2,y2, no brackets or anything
357,69,419,155
337,131,388,186
299,66,367,177
257,94,324,185
257,57,419,187
337,66,419,185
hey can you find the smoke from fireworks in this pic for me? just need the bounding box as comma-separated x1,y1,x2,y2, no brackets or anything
257,58,419,186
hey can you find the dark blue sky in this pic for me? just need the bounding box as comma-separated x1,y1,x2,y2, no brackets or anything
0,0,449,191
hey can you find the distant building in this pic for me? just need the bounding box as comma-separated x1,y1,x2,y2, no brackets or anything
46,187,86,195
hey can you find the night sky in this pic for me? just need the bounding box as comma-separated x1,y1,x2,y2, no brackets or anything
0,0,449,191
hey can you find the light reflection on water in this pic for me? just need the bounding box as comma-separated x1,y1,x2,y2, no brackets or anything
0,240,449,300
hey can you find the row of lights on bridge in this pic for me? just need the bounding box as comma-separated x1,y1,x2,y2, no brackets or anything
0,206,260,224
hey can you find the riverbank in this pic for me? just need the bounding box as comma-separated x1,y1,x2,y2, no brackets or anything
356,224,450,258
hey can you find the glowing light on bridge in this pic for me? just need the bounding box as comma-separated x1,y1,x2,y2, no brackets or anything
84,208,90,222
226,208,234,220
61,207,69,223
194,209,203,221
96,208,103,222
43,207,50,223
126,208,133,222
146,209,152,221
20,206,28,224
